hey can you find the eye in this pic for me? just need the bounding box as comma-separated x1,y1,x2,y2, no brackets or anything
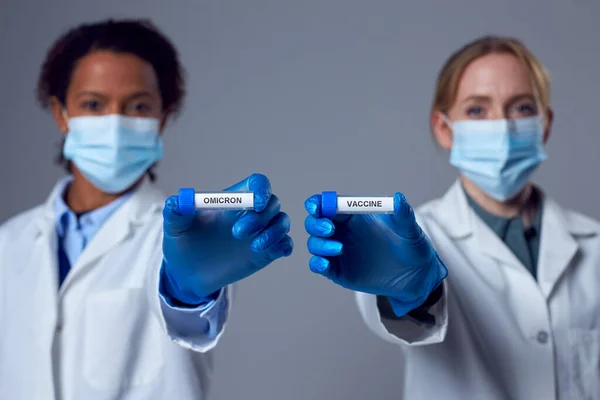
514,103,537,115
466,106,485,118
81,100,102,112
128,102,152,114
134,103,150,111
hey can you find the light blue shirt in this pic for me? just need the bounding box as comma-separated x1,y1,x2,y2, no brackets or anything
53,176,226,339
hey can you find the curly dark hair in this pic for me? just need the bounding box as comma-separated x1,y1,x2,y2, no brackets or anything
36,18,186,178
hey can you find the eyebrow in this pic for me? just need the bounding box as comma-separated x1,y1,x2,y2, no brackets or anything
460,93,536,105
125,91,154,100
506,93,536,105
460,95,491,104
74,90,155,100
74,91,107,99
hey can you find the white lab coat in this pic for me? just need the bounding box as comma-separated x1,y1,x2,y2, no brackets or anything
0,179,233,400
357,181,600,400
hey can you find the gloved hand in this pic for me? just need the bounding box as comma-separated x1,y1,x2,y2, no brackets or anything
304,192,447,317
162,173,293,305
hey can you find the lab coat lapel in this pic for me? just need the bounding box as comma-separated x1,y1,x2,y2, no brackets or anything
536,196,583,300
436,180,526,271
430,180,473,239
60,179,164,291
32,185,63,351
474,219,525,272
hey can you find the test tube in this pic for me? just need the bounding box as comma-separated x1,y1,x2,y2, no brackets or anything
320,191,395,218
177,188,254,215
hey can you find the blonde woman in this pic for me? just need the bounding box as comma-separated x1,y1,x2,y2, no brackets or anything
304,36,599,399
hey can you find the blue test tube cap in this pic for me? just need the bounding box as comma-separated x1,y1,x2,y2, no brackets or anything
178,188,196,215
321,191,338,218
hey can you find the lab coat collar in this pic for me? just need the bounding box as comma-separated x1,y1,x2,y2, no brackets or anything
53,176,132,239
426,180,525,271
435,179,598,239
542,195,598,237
432,180,474,239
38,176,164,231
34,177,165,292
435,179,598,299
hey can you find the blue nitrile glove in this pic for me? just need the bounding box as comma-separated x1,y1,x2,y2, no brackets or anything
162,174,293,305
304,192,447,317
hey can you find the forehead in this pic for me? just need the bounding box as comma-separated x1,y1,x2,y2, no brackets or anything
68,51,159,94
455,52,534,101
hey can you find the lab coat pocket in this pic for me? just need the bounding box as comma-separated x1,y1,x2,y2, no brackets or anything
83,289,165,391
568,329,600,400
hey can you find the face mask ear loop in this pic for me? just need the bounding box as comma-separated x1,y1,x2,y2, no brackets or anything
62,109,70,130
529,73,548,128
442,114,453,131
536,102,548,131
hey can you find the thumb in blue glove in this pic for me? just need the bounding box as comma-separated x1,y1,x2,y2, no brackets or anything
162,173,293,305
304,192,447,317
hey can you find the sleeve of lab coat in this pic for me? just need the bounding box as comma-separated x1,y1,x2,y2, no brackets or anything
355,282,448,346
157,282,232,350
145,224,234,353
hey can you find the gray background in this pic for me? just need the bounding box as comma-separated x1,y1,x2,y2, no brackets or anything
1,1,598,399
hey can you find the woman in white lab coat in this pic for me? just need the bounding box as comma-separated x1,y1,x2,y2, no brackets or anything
0,19,292,400
304,35,599,399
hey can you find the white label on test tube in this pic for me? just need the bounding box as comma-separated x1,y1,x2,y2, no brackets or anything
337,196,394,214
194,192,254,209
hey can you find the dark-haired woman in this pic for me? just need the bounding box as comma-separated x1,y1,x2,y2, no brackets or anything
0,19,292,400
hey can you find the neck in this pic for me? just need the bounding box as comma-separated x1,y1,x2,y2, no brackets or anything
461,176,538,226
65,172,122,214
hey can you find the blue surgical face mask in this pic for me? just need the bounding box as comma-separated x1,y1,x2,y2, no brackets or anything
63,114,164,194
446,115,547,201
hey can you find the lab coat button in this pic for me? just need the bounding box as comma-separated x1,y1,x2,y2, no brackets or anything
536,330,548,344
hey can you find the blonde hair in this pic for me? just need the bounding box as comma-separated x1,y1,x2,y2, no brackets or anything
431,35,551,124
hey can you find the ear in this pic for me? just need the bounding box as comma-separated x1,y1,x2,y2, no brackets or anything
542,107,553,144
431,110,453,150
50,97,69,134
